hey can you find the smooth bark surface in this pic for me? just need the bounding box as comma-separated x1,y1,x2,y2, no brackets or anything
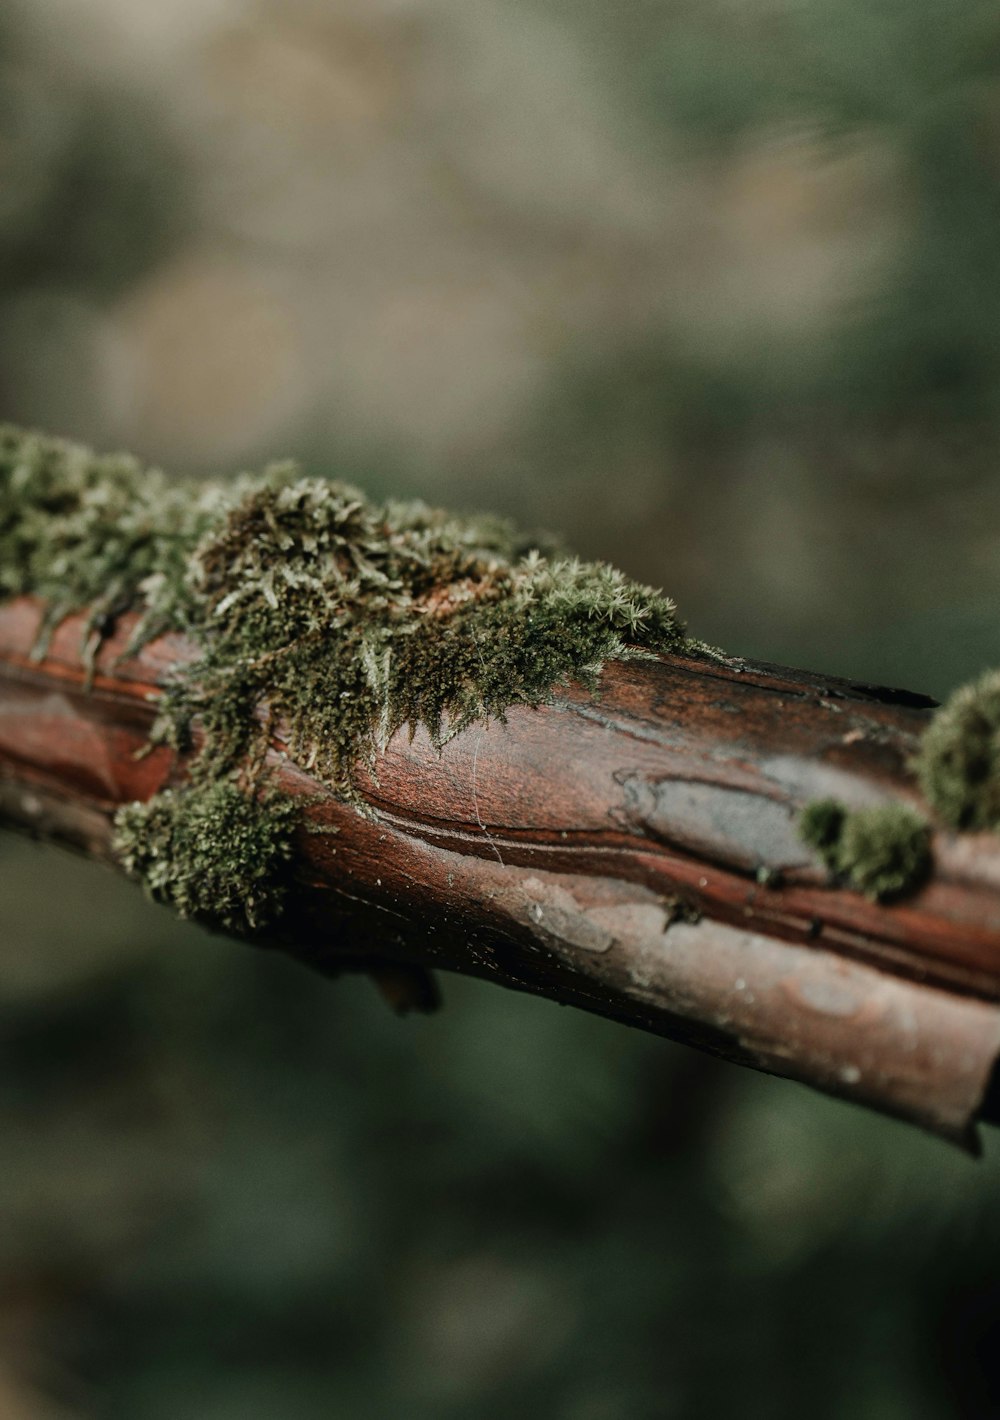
3,594,1000,1148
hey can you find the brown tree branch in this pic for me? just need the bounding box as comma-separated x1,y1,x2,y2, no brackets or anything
2,594,1000,1148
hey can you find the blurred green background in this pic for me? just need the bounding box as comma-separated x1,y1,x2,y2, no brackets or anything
3,1,1000,1415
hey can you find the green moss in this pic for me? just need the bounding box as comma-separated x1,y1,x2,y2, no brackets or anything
800,798,931,901
837,805,931,901
914,670,1000,830
112,781,299,933
166,478,687,792
1,424,693,930
798,799,846,875
0,424,688,791
803,667,1000,900
0,424,225,664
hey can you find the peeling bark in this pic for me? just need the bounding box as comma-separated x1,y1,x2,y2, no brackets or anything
3,595,1000,1148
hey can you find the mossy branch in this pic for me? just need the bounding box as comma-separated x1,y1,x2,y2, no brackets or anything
3,428,1000,1151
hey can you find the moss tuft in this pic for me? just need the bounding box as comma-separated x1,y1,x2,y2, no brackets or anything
837,804,931,900
800,799,930,901
1,424,694,930
914,670,1000,830
112,782,299,933
166,478,686,791
0,424,227,663
0,424,688,793
799,799,846,874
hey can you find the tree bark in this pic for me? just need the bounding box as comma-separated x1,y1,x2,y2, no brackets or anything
2,593,1000,1149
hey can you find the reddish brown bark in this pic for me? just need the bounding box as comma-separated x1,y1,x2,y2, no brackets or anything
2,594,1000,1148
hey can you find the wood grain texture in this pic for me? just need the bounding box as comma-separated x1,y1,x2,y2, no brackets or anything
2,594,1000,1147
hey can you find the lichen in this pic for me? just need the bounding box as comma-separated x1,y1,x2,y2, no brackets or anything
1,424,693,930
800,798,931,901
112,781,299,933
914,669,1000,831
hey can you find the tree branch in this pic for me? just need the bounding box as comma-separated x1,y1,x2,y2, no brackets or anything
2,593,1000,1149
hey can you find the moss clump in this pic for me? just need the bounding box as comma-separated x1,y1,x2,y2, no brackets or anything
838,805,931,901
163,478,686,791
800,798,931,901
113,782,299,933
799,799,846,875
0,424,688,794
0,424,226,662
1,424,692,930
914,670,1000,830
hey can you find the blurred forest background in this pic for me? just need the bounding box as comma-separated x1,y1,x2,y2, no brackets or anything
3,1,1000,1415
